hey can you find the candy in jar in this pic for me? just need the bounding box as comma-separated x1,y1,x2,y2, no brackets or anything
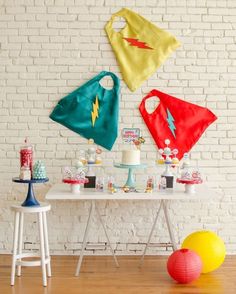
20,138,33,173
145,176,154,193
96,177,104,191
33,160,47,179
19,165,31,180
107,176,114,192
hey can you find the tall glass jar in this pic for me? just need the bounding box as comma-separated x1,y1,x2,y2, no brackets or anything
20,139,33,176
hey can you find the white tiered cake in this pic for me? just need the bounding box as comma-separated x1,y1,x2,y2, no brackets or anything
121,150,140,165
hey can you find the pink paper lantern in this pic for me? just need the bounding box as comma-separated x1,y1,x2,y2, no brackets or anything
167,249,202,284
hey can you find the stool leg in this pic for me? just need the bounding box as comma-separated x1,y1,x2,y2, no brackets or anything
11,211,20,286
38,212,47,287
43,211,51,277
17,212,24,277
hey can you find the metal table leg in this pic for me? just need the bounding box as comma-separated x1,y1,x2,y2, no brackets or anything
75,201,94,276
75,200,119,276
140,199,177,265
163,200,177,251
140,200,163,266
95,203,119,268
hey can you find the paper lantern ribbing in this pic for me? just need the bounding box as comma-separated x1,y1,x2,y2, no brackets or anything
167,249,202,284
182,231,226,273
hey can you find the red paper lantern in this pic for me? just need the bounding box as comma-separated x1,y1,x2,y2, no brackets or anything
167,249,202,284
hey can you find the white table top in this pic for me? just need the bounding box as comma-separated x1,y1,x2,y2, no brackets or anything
45,183,216,201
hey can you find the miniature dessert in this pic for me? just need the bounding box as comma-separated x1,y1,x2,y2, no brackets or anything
78,150,87,165
157,149,165,164
75,160,84,168
171,149,179,165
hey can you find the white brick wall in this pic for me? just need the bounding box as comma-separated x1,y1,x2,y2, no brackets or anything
0,0,236,255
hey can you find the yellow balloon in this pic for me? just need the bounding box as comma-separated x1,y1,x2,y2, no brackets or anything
182,231,226,274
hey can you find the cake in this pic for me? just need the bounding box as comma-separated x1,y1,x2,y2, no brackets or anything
121,150,140,165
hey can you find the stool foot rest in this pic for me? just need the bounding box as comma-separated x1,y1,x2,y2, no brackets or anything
15,253,50,267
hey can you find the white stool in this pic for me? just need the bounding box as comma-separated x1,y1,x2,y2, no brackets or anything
11,203,51,287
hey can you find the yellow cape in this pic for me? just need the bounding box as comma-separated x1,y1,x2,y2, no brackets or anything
105,8,180,92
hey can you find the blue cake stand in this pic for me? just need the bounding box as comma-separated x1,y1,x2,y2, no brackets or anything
114,163,147,188
12,177,49,207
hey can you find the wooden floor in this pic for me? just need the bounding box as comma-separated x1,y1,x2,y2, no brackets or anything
0,255,236,294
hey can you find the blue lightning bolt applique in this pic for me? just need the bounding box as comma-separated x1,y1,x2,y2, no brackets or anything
166,108,176,138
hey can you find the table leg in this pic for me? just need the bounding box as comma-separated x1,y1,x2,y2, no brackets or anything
95,203,119,268
163,200,177,251
140,200,163,266
75,201,94,276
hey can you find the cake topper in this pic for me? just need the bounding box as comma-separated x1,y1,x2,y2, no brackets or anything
121,128,145,150
133,136,145,150
121,128,140,143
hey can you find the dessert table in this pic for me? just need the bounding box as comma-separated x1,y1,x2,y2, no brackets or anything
45,183,216,276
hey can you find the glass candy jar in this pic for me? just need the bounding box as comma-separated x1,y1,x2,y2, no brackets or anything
20,139,33,174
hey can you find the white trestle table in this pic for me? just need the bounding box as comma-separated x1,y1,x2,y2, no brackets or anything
45,183,216,276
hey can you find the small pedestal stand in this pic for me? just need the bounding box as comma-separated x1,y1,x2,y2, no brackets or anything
12,177,49,207
63,178,89,194
114,163,147,188
176,178,203,194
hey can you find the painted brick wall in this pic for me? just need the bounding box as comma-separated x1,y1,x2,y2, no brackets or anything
0,0,236,255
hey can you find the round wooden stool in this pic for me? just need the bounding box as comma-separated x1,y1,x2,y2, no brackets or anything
11,203,51,287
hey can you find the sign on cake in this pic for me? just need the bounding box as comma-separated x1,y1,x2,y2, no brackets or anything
122,128,140,143
121,128,145,165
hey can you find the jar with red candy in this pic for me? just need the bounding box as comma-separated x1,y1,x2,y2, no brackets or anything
20,138,33,176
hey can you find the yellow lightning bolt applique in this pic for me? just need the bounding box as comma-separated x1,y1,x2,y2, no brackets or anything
91,95,99,127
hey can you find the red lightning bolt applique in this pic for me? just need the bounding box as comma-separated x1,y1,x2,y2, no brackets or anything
123,37,153,50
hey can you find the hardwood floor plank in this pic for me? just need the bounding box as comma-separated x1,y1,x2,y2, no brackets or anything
0,255,235,294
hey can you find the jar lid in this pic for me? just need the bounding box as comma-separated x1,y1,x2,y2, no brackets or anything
20,138,33,150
